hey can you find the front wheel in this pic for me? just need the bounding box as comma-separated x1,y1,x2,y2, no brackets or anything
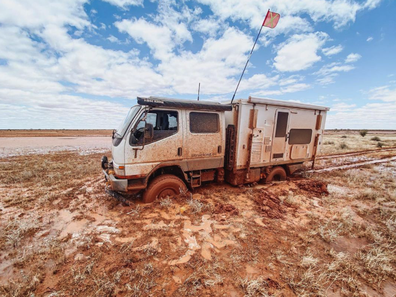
142,174,188,203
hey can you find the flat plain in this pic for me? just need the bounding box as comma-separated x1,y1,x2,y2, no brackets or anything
0,130,395,296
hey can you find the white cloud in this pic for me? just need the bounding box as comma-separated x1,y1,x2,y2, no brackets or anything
116,19,175,60
115,3,194,61
327,102,396,129
317,75,337,85
0,0,387,129
274,32,328,72
315,62,355,85
252,82,310,96
316,53,360,85
0,90,130,129
196,0,381,30
192,18,224,36
279,75,304,86
0,0,89,30
107,35,120,43
101,0,143,9
282,83,311,93
364,0,382,9
327,85,396,129
368,85,396,102
345,53,361,63
240,74,279,91
367,36,373,42
316,62,355,76
157,27,255,94
322,45,343,56
330,102,356,112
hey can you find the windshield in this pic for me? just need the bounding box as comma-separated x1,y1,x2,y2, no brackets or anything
115,106,141,138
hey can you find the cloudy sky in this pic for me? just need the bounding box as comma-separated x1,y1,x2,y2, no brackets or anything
0,0,395,129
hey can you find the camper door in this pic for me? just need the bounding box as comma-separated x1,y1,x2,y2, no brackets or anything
271,110,290,161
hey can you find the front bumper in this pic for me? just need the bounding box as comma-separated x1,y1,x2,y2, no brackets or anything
103,169,128,193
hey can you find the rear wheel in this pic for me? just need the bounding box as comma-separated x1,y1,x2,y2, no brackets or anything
143,174,187,203
265,166,287,183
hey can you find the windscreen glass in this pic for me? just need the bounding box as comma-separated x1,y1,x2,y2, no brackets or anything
116,106,140,137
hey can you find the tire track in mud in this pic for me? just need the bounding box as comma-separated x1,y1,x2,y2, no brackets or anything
317,146,396,160
311,156,396,173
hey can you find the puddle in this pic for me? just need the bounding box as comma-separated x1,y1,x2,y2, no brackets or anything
246,264,260,274
331,237,368,254
383,281,396,297
59,219,89,238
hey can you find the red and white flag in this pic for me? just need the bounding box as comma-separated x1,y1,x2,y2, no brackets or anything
263,10,280,28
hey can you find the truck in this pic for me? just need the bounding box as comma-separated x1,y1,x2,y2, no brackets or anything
102,96,329,203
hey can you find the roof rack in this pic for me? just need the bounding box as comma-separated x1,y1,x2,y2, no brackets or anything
137,96,233,111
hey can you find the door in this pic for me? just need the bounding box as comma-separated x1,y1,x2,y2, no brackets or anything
124,108,183,176
183,111,223,170
271,110,289,161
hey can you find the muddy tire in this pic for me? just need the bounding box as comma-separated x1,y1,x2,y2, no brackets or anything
142,174,187,203
265,166,287,183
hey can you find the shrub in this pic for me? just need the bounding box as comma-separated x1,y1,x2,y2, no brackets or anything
359,130,368,137
340,142,348,149
371,136,381,141
323,141,335,145
341,135,347,138
377,142,384,148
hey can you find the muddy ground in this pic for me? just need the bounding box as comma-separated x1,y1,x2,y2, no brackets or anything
0,130,112,138
0,137,111,158
0,131,396,296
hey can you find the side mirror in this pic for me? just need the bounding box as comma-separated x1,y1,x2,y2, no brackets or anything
144,123,154,141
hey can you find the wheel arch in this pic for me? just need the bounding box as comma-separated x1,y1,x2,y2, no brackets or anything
144,163,188,188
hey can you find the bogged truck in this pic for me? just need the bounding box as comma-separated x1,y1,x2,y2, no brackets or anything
102,96,329,203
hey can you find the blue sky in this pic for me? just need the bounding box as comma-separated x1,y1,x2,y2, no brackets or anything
0,0,395,129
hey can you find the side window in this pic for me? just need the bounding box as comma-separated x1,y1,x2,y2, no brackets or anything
190,112,219,133
275,112,289,137
288,129,312,145
131,110,178,146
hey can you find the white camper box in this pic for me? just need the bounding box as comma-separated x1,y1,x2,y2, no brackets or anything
223,97,328,185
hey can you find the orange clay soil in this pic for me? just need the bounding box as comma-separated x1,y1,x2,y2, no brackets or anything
0,151,396,296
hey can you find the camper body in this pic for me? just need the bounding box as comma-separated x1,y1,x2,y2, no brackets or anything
102,96,329,202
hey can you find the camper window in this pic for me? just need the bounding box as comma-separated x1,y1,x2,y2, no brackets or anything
190,112,219,133
288,129,312,145
275,112,289,137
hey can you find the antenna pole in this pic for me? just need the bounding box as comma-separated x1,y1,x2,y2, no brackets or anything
231,11,268,104
197,82,200,101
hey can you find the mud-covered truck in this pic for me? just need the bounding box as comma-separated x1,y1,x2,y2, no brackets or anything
102,96,329,203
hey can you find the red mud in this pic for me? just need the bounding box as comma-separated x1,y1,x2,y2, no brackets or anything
213,203,239,216
252,190,290,219
295,180,329,196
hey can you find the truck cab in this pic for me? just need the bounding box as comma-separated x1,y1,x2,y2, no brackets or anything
102,97,231,202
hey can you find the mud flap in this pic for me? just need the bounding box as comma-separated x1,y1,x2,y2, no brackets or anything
311,135,320,169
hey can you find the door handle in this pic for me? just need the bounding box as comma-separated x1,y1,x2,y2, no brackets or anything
178,147,182,156
285,133,290,142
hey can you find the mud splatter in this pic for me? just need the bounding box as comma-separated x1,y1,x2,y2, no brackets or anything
251,190,290,219
295,180,329,196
